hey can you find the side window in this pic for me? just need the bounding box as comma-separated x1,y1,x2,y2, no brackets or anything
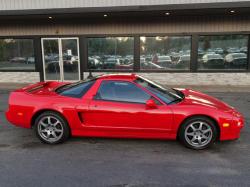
94,81,152,104
59,81,96,98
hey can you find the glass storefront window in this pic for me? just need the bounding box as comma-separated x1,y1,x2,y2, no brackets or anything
0,39,35,70
140,36,191,70
198,35,248,70
87,37,134,70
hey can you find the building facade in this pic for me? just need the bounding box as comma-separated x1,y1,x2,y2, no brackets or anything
0,0,250,85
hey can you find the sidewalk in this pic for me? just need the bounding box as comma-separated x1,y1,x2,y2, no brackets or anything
0,82,249,92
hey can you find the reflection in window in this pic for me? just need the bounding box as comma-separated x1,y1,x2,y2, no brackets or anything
87,37,134,70
198,35,248,70
0,39,35,70
140,36,192,70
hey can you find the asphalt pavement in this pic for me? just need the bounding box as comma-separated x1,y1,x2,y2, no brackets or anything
0,87,250,187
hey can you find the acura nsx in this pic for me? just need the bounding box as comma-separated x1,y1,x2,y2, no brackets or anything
6,74,244,149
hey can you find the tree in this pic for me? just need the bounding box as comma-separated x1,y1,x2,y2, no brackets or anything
0,40,7,62
119,42,127,57
203,36,211,51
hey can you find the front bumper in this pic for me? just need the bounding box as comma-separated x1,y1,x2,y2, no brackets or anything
220,131,240,140
220,110,244,141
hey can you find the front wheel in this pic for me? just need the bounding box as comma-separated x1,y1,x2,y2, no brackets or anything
179,116,217,149
34,111,70,144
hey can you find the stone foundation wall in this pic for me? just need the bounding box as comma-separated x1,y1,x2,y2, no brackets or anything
0,72,249,85
84,72,250,85
0,72,40,83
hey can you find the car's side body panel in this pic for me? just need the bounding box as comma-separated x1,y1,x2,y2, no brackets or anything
89,100,173,137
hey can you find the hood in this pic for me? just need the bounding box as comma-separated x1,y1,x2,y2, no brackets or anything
174,88,234,115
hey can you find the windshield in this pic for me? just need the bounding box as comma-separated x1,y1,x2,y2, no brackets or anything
180,56,190,60
106,60,117,62
208,54,222,59
134,76,183,104
233,54,247,58
159,57,171,60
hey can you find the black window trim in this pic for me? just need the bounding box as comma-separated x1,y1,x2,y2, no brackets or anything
0,32,249,80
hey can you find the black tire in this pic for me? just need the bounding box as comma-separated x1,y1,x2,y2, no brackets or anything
179,116,217,150
34,111,70,144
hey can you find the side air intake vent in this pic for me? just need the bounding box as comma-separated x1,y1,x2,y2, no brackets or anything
27,85,44,93
78,113,83,123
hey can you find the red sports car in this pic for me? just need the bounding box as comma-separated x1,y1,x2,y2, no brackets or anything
5,74,244,149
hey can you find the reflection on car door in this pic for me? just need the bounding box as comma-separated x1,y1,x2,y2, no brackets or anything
89,81,173,137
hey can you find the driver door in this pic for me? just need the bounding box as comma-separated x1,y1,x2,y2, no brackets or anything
89,81,173,137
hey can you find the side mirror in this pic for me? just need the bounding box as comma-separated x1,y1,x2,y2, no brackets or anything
146,99,158,109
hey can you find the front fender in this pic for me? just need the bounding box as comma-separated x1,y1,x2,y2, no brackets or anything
169,105,233,138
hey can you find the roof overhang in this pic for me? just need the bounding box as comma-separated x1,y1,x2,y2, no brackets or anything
0,1,250,21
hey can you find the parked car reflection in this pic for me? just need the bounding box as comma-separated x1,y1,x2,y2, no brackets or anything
200,54,224,68
177,55,190,69
27,57,35,64
103,59,120,69
171,52,180,61
228,48,239,53
88,57,101,69
156,56,172,68
116,62,171,70
239,47,248,54
224,53,247,68
215,48,223,54
11,57,20,63
198,49,204,59
47,56,78,72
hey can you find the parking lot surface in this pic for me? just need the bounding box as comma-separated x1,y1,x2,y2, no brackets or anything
0,88,249,187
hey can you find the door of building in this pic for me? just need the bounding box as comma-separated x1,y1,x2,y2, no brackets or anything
41,38,80,82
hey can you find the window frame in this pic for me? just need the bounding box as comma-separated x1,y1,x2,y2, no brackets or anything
86,36,135,72
0,32,249,79
0,37,37,72
197,34,249,71
139,35,193,72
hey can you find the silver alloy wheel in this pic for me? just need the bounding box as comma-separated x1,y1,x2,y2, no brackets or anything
184,121,213,148
37,116,63,142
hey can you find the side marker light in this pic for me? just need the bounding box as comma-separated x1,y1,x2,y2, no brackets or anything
223,123,229,127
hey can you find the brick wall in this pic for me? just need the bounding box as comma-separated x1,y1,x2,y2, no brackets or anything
85,72,250,85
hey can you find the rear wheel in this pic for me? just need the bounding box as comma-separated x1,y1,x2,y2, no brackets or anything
179,116,217,149
34,111,70,144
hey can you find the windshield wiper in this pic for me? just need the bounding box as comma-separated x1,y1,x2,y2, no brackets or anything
168,98,183,105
